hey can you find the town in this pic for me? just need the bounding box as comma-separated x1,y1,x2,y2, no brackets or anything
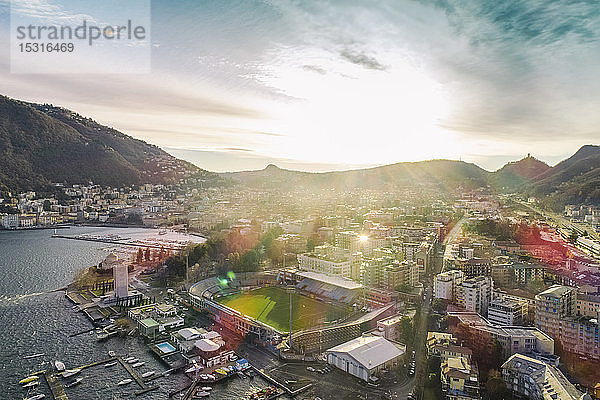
6,177,600,400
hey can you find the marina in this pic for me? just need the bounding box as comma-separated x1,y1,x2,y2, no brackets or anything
1,228,292,400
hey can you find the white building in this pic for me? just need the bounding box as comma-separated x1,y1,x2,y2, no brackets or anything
297,245,361,279
434,270,464,301
487,298,527,326
107,253,129,298
1,214,19,229
457,276,493,316
325,335,405,382
376,315,404,341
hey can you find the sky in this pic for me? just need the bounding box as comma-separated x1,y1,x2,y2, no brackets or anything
0,0,599,172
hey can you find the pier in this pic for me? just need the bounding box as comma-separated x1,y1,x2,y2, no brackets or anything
52,234,187,251
117,357,159,396
33,356,159,399
44,370,68,400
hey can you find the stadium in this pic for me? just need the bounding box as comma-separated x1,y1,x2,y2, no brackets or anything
188,270,393,353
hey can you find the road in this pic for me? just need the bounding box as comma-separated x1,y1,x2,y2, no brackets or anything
442,216,468,267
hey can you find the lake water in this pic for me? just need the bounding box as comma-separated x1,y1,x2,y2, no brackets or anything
0,227,272,400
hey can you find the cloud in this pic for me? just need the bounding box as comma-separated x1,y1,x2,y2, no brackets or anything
340,49,387,71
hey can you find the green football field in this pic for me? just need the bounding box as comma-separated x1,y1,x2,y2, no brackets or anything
216,286,351,333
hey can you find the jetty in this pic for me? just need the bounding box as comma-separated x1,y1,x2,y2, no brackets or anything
116,357,159,395
32,356,159,399
52,234,186,251
44,370,68,400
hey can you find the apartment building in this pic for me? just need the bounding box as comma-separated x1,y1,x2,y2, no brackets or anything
501,353,587,400
457,276,493,316
434,270,465,301
487,298,528,326
297,245,361,279
441,356,480,400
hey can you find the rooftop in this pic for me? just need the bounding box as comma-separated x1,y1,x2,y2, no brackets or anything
296,271,363,290
537,285,576,299
326,335,404,370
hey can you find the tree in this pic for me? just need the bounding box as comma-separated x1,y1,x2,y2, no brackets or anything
485,369,510,400
136,248,144,263
431,298,447,313
73,267,96,289
400,316,414,347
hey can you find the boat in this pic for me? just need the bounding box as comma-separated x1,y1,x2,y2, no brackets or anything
62,369,81,378
54,361,66,371
195,391,210,398
22,381,40,389
141,371,155,378
249,386,277,400
201,387,212,391
127,358,139,364
124,356,136,362
132,362,145,368
104,361,118,368
19,376,39,385
64,377,83,388
24,395,45,400
23,353,45,359
117,379,132,386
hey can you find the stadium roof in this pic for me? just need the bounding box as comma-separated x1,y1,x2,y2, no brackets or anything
326,335,404,370
296,271,362,290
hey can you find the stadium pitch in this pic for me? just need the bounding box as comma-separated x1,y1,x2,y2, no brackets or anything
216,286,352,333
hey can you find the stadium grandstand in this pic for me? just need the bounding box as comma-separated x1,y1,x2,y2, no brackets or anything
294,271,363,305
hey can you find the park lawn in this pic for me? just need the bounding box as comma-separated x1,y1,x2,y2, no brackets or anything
217,286,350,333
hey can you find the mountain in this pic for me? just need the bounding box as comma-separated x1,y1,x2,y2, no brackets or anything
223,160,490,191
489,154,551,191
528,145,600,209
0,95,215,192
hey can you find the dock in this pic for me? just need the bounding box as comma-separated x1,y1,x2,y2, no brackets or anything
117,357,159,396
33,356,159,399
45,370,68,400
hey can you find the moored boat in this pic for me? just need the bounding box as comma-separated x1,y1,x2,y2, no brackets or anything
54,361,66,371
195,391,210,397
24,395,45,400
22,381,40,389
23,353,45,359
117,378,132,386
64,377,83,388
104,361,118,368
126,358,139,364
62,369,81,378
202,387,212,391
19,375,39,385
141,371,155,378
132,362,145,368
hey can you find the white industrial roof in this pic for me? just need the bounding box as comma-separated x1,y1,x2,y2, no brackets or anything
296,271,363,290
326,336,404,370
178,327,202,341
194,338,221,352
